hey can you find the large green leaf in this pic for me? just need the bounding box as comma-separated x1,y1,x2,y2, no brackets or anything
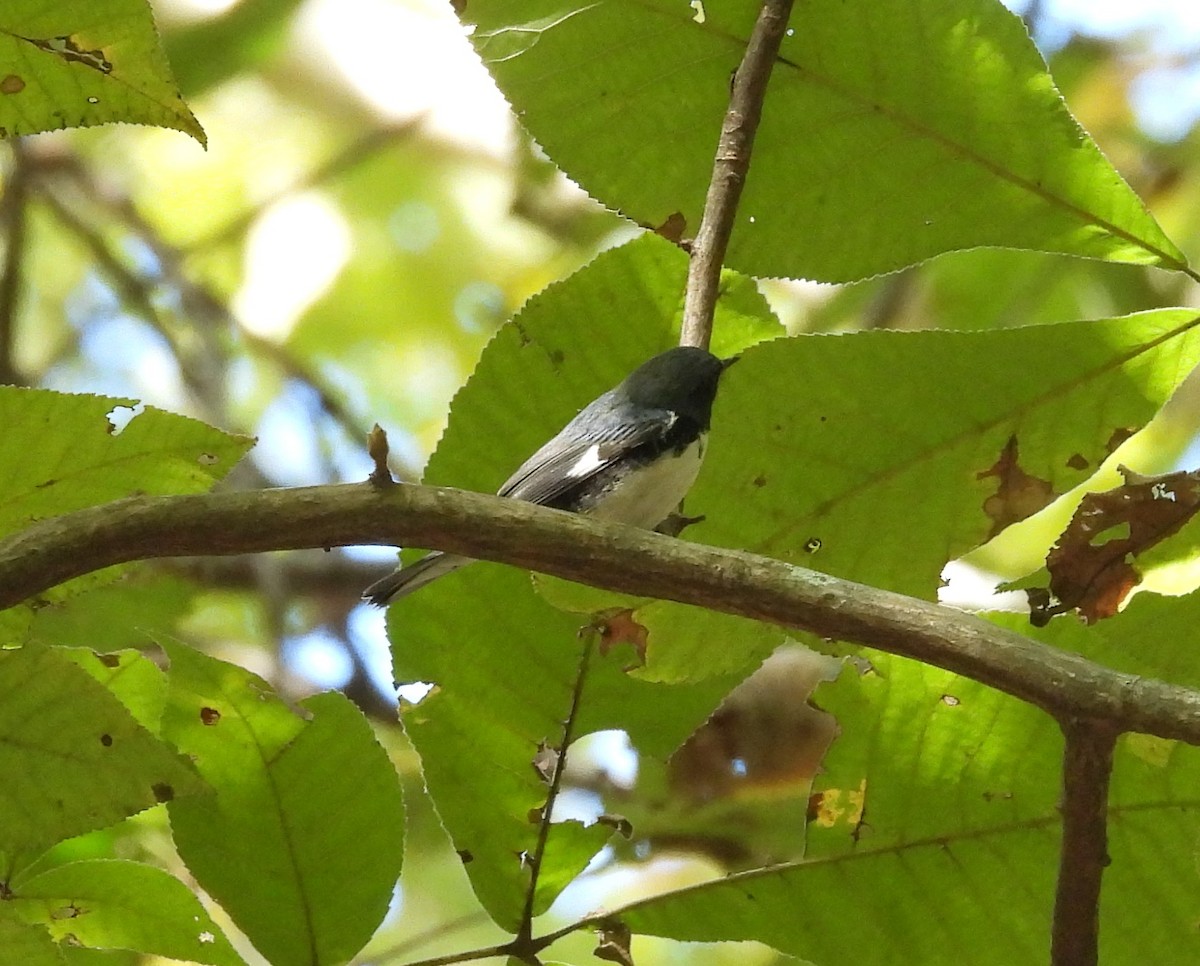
465,0,1184,282
0,646,201,860
12,860,244,966
0,912,65,966
163,644,404,966
396,566,750,930
390,233,784,927
606,650,1200,963
0,389,250,537
0,0,203,143
690,310,1200,599
0,388,250,637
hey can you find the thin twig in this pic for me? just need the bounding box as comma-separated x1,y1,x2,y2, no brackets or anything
0,140,29,385
4,483,1200,742
515,638,595,956
1051,717,1117,966
680,0,795,350
354,910,493,965
376,940,512,966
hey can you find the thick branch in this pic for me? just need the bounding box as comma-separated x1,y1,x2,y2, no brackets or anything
680,0,794,350
3,483,1200,742
1051,718,1117,966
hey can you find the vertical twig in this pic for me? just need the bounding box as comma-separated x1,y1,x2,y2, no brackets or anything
680,0,795,350
513,637,595,959
1052,717,1118,966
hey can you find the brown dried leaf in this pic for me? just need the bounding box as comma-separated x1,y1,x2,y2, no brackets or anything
1033,465,1200,625
594,919,634,966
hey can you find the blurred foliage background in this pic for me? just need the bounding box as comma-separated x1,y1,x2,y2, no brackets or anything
5,1,1200,962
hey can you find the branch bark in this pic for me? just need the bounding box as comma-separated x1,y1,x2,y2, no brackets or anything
680,0,794,350
3,482,1200,742
1051,718,1117,966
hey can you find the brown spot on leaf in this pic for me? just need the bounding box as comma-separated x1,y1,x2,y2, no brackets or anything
51,903,82,920
200,707,221,726
977,435,1056,538
596,609,648,666
1031,465,1200,625
804,537,822,554
151,782,174,803
1067,453,1089,471
97,653,120,668
1,75,25,94
652,211,688,246
1105,426,1135,456
456,849,473,863
752,474,767,488
808,779,866,829
99,733,113,747
940,694,960,707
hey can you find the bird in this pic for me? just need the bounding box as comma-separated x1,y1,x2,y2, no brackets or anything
362,345,734,606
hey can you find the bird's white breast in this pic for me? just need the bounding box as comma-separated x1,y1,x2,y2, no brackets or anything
586,435,707,530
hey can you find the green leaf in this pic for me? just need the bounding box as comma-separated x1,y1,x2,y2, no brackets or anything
0,389,251,538
55,647,168,734
0,912,64,966
465,0,1184,281
12,859,244,966
396,568,749,930
163,644,404,966
0,645,201,860
384,232,785,925
0,0,204,143
615,827,1057,964
612,646,1200,962
0,389,251,635
690,309,1200,598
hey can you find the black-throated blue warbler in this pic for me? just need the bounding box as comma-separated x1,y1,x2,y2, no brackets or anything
363,345,734,606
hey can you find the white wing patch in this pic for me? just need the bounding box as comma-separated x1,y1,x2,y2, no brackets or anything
566,443,606,479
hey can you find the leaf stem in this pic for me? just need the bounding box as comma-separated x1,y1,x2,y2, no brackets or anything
681,0,795,350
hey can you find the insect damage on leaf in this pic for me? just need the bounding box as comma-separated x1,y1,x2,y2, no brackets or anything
807,779,866,829
1029,465,1200,626
595,608,648,667
977,435,1056,539
24,35,113,74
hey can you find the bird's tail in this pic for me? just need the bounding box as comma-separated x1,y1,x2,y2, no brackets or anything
361,552,474,606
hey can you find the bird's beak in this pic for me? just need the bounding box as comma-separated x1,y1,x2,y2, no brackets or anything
720,354,740,372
